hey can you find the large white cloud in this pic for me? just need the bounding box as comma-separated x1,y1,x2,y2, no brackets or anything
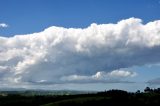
0,17,160,85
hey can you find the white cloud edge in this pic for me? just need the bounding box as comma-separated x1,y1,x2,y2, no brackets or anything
60,69,137,83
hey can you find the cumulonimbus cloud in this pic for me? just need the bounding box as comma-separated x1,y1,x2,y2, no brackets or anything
0,17,160,84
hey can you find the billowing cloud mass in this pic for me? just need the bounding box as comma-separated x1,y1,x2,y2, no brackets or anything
0,17,160,85
0,23,8,28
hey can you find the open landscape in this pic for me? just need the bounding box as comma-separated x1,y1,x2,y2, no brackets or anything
0,87,160,106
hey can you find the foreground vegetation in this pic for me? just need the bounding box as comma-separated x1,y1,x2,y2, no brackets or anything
0,87,160,106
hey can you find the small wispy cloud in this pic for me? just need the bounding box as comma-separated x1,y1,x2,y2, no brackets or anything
147,77,160,85
60,70,137,83
0,23,8,28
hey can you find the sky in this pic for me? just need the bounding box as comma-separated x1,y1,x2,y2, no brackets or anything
0,0,160,92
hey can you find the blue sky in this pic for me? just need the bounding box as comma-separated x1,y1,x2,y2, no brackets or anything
0,0,160,91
